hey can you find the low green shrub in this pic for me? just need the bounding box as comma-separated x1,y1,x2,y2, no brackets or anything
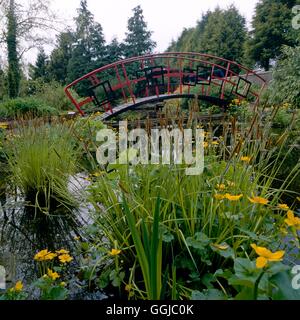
0,97,58,119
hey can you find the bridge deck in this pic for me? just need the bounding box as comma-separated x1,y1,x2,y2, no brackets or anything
100,94,228,121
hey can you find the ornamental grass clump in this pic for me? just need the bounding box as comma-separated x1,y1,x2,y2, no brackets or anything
5,120,79,214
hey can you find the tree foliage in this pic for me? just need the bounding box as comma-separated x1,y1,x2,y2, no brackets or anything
67,0,107,86
247,0,300,70
270,45,300,107
123,5,156,58
48,31,74,84
29,47,49,81
7,0,20,98
167,6,247,63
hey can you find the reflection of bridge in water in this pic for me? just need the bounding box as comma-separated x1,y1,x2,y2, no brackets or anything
65,53,267,121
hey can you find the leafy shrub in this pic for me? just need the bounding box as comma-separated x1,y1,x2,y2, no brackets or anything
270,45,300,108
0,97,58,119
20,80,75,112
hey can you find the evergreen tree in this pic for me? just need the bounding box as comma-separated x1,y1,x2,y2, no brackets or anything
67,0,107,86
29,47,49,81
0,66,6,100
199,6,247,62
48,31,74,84
7,0,20,98
107,37,123,62
166,6,247,63
123,5,156,57
247,0,300,70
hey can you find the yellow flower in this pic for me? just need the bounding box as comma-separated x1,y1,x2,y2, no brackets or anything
203,142,209,148
217,184,226,191
278,204,289,211
109,248,122,256
58,254,73,264
47,269,60,281
212,141,219,146
214,194,225,200
248,196,269,205
284,210,300,230
34,249,56,261
44,253,57,261
241,156,251,163
225,193,243,201
14,281,23,292
56,249,69,255
60,282,67,287
251,244,285,269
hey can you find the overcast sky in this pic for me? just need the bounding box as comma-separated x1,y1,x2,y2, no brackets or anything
22,0,259,64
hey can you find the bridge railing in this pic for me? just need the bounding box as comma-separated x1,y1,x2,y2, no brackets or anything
64,52,266,116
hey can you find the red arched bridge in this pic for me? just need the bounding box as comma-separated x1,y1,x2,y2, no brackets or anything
64,52,266,121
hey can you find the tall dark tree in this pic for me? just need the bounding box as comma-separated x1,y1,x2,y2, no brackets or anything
48,31,74,84
6,0,20,98
123,5,156,58
0,66,6,100
166,6,247,63
67,0,107,87
29,47,49,81
247,0,299,70
107,37,123,62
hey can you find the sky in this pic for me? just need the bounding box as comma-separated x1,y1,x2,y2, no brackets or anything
21,0,259,64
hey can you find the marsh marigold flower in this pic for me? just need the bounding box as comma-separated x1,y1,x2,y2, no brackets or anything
34,249,57,261
278,204,289,211
109,249,122,256
284,210,300,230
225,193,243,201
248,196,269,205
47,269,60,281
58,254,73,264
241,156,251,163
14,281,23,292
214,194,225,200
251,244,285,269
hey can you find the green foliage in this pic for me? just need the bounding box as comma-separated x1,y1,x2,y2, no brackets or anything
270,46,300,108
29,47,50,81
84,110,300,299
107,37,123,62
67,0,107,94
123,5,156,58
246,0,299,70
4,121,78,212
20,80,74,112
7,0,20,98
48,31,74,84
0,96,59,119
167,6,247,63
